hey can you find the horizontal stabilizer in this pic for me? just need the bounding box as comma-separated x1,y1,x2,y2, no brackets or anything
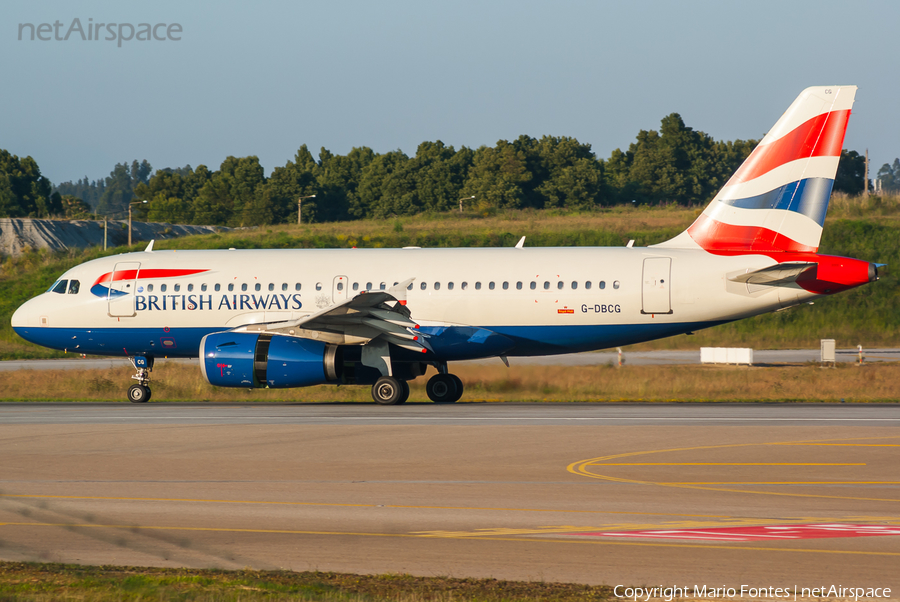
728,262,816,286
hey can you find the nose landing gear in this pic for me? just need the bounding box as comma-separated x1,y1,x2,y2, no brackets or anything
127,356,153,403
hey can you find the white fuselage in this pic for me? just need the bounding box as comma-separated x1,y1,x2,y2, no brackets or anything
12,246,811,359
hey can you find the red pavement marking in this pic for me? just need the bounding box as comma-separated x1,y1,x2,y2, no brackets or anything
573,524,900,542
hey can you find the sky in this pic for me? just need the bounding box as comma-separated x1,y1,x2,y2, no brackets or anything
3,0,899,186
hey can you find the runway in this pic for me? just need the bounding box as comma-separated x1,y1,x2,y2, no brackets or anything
1,403,898,589
1,347,897,372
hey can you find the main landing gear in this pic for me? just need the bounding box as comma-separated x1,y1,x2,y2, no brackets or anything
371,376,410,405
368,365,464,405
127,356,153,403
426,362,463,403
426,373,463,403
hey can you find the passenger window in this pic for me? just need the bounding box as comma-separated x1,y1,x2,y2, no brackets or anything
316,283,323,291
420,282,427,290
174,284,181,292
434,282,441,290
161,284,167,293
530,282,536,290
295,283,301,291
201,283,207,292
558,281,564,290
214,283,220,292
255,283,261,292
68,280,80,294
488,282,494,290
461,282,468,290
599,281,606,290
148,284,154,292
187,283,194,292
228,283,234,292
613,280,620,289
407,283,413,290
448,282,454,290
379,282,386,290
475,282,481,290
366,282,372,291
585,281,592,290
543,281,550,290
503,282,509,290
268,283,275,291
571,281,577,290
282,283,288,291
241,283,248,292
516,282,522,290
337,282,344,291
353,283,359,291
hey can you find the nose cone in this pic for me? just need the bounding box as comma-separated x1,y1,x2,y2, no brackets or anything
11,299,33,328
11,297,43,345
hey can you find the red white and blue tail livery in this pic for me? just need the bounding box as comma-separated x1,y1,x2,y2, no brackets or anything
660,86,854,254
11,86,882,404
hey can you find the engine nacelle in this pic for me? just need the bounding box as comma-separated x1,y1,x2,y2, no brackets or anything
200,332,339,388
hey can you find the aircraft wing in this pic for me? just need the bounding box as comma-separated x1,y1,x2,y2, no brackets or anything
728,262,817,286
228,278,430,353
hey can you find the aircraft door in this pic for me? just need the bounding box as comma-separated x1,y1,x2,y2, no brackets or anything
641,257,672,315
332,275,349,304
108,261,140,317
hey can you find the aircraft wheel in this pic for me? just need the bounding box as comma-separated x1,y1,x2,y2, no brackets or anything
127,384,151,404
448,374,464,402
372,376,404,405
426,374,458,404
396,380,410,405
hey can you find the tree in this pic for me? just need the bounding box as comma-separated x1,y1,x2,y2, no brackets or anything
133,164,211,221
59,194,93,219
834,149,866,195
461,141,532,209
604,114,755,206
876,158,900,193
266,145,320,223
357,150,411,218
192,156,266,226
0,150,56,217
191,177,233,226
532,136,606,208
55,176,106,210
96,163,135,216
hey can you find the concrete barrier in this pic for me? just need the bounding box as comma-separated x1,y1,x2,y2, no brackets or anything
700,347,753,365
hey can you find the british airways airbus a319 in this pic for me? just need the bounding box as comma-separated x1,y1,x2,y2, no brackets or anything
11,86,882,404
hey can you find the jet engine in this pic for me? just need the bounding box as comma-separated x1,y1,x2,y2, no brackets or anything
199,332,340,388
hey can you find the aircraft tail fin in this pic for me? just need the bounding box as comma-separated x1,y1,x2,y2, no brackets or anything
655,86,857,254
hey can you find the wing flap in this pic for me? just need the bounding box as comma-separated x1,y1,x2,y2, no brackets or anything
228,278,426,351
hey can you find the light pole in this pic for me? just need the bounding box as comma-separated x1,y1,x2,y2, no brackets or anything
128,200,148,246
298,194,316,225
459,195,475,213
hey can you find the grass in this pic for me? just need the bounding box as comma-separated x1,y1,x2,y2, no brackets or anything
0,561,614,602
1,200,898,360
1,361,897,403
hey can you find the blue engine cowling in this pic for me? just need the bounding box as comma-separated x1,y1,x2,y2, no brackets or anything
199,332,339,388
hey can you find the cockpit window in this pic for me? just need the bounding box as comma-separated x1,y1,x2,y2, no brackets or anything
67,280,80,294
50,280,68,294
